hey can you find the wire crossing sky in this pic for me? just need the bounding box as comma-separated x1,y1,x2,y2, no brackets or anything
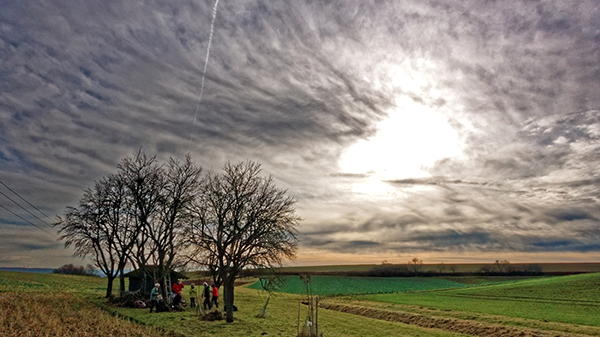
0,179,52,220
0,204,55,238
1,0,600,267
0,179,56,240
0,189,53,230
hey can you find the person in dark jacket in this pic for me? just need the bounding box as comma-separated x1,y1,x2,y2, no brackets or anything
202,282,212,310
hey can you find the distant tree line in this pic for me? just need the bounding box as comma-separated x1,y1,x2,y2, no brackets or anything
54,150,300,322
478,260,544,275
275,259,547,277
52,263,98,277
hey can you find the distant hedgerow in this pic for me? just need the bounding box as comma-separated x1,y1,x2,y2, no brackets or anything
52,264,98,277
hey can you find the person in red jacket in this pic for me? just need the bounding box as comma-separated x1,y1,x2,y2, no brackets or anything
211,284,219,308
172,279,184,307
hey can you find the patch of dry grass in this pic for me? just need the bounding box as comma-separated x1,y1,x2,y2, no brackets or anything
0,292,174,337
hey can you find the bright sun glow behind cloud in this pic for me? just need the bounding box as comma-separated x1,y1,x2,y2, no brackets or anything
340,96,463,185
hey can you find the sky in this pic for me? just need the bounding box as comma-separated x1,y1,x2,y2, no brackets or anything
1,0,600,268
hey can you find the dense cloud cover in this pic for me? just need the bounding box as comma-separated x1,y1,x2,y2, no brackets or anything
1,0,600,267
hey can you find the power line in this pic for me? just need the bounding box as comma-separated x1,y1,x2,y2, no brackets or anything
0,203,56,238
0,189,54,229
0,179,52,220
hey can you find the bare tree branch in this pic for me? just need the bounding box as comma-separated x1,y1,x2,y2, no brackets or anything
186,160,300,322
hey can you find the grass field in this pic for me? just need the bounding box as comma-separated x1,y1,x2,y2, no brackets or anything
342,273,600,336
0,271,471,337
279,262,600,274
0,272,172,337
0,270,111,298
247,275,530,296
246,272,600,336
3,270,600,337
105,286,472,337
354,273,600,325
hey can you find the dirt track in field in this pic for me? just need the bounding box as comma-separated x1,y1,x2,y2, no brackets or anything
320,302,592,337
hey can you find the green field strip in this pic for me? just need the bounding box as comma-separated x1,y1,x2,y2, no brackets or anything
325,297,600,337
249,275,477,295
444,272,600,303
359,294,600,326
441,293,600,306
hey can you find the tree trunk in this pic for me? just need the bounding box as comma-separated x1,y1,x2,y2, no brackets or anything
119,267,125,296
223,275,235,323
106,276,115,298
163,275,170,306
259,295,270,317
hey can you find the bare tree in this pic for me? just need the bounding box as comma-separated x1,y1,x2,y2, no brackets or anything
408,257,423,274
147,155,202,299
55,171,144,297
57,150,203,300
495,259,510,273
102,173,139,296
187,161,300,322
54,180,121,297
118,150,163,272
119,151,201,301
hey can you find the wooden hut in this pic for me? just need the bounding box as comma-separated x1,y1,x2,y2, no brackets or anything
124,265,188,295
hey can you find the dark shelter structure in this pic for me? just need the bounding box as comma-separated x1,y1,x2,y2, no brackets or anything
124,265,188,295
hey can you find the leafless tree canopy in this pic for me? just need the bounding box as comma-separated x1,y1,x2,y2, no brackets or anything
118,152,202,300
118,150,164,273
55,153,299,315
55,151,203,299
55,174,128,297
187,161,300,322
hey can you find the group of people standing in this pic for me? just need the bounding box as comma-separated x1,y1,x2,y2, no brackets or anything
148,279,219,313
201,282,219,310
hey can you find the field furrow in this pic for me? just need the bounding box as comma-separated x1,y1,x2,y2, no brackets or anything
320,302,598,337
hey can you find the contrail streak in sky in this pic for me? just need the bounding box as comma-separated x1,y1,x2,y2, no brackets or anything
192,0,220,125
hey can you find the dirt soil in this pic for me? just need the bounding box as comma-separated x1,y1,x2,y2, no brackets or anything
320,302,593,337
